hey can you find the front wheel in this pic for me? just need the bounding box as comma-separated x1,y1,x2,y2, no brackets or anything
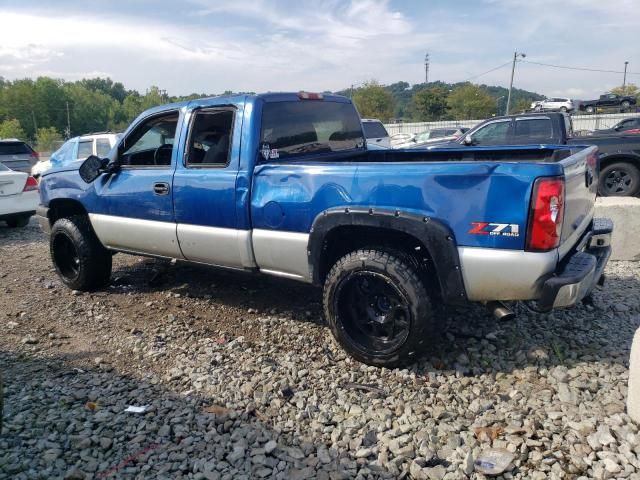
323,249,438,367
560,107,568,113
50,215,112,290
585,106,595,114
599,162,640,197
621,101,631,110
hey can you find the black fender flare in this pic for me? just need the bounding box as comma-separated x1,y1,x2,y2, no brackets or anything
307,207,467,305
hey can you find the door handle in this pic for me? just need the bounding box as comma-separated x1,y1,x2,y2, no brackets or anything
153,182,170,195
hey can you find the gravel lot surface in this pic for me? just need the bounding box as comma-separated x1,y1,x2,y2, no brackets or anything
1,220,640,479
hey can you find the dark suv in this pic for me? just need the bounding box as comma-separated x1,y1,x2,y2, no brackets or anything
0,139,39,173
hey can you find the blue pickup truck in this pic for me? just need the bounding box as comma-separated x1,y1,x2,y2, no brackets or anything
36,92,612,367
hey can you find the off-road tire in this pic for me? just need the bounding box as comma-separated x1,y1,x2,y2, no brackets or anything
6,215,30,228
50,215,112,291
323,248,438,367
599,162,640,197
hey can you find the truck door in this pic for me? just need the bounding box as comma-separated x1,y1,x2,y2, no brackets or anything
172,105,253,269
89,109,183,258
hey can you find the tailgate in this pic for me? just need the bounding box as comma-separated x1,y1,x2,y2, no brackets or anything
558,146,598,259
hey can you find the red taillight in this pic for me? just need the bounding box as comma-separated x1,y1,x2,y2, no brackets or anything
526,177,564,251
23,176,39,192
30,150,40,160
298,91,324,100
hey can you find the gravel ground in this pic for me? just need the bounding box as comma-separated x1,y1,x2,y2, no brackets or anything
1,220,640,479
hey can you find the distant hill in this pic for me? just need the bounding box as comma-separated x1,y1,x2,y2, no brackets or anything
334,81,545,120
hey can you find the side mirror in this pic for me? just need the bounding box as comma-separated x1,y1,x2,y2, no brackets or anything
79,155,109,183
462,135,474,146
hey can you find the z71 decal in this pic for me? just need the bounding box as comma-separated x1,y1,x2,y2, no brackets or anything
469,222,520,237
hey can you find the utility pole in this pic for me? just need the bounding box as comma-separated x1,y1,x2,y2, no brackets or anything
66,102,71,138
506,51,526,115
31,110,37,133
424,52,430,84
350,84,354,99
623,61,629,91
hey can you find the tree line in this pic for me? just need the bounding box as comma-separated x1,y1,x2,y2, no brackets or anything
342,80,544,123
1,75,637,151
0,77,234,151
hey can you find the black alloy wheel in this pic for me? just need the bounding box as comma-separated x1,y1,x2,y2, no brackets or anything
323,248,438,367
599,162,640,197
335,271,411,354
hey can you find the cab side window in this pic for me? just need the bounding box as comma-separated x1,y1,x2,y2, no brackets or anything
186,109,234,167
119,112,179,167
471,120,512,145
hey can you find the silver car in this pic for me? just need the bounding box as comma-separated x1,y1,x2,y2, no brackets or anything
531,98,575,113
0,139,39,173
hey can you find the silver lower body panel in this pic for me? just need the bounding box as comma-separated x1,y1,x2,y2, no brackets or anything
458,246,558,301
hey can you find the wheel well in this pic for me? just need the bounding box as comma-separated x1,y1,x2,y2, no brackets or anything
48,199,88,225
317,226,439,296
599,155,640,170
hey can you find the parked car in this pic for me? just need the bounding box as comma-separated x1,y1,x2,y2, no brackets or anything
531,98,575,113
395,127,469,148
37,92,611,367
0,139,39,173
579,93,637,114
32,132,120,178
0,162,39,227
431,112,640,196
361,119,390,148
591,116,640,135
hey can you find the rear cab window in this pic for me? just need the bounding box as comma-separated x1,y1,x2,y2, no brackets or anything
77,140,93,158
0,142,31,155
362,122,389,139
260,101,364,159
513,117,553,142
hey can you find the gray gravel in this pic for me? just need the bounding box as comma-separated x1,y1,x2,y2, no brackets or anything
1,220,640,479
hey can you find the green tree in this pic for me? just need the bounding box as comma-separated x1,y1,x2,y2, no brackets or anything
352,81,396,121
410,87,449,121
513,98,531,113
611,84,639,99
447,84,496,120
35,127,63,152
0,119,26,139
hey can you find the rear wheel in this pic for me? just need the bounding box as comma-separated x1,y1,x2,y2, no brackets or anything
599,162,640,197
560,106,568,113
621,100,631,110
50,215,112,290
323,248,438,367
6,215,30,228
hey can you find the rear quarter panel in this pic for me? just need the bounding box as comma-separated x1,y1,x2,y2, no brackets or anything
251,160,564,250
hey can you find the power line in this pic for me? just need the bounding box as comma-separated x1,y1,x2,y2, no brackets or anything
462,61,513,83
520,59,639,76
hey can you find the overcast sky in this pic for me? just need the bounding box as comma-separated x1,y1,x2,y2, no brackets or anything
0,0,638,98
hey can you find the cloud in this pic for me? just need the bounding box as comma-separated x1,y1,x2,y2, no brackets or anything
0,1,636,98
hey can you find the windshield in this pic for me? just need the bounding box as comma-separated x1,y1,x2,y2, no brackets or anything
260,101,364,159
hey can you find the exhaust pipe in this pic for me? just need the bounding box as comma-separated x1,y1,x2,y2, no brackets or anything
487,301,515,321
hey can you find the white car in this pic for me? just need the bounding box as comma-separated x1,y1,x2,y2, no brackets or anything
390,133,415,147
361,119,391,148
0,163,39,227
394,127,469,149
531,98,575,113
32,132,120,179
